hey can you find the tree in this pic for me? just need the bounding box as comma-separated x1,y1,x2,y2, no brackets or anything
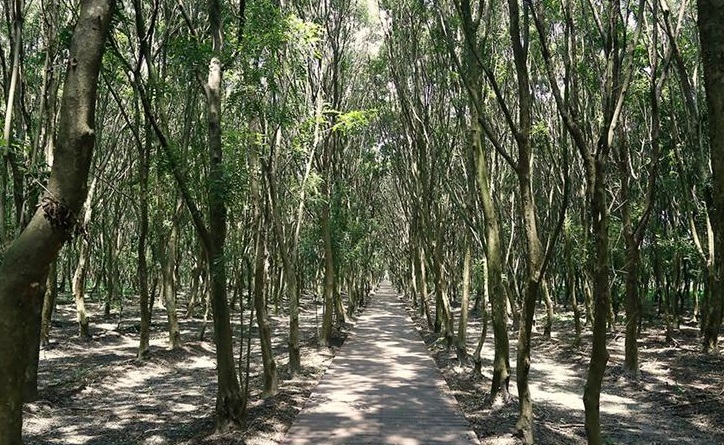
532,0,645,441
698,0,724,353
0,0,115,442
442,0,513,405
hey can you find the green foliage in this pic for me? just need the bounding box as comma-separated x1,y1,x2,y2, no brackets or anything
330,108,377,134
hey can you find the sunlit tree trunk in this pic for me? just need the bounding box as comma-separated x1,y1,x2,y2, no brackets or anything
161,202,182,349
71,177,99,339
1,0,24,244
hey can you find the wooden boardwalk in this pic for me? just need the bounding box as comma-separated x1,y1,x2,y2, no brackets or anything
283,283,480,445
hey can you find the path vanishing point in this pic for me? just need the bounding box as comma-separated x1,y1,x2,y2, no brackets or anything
283,282,481,445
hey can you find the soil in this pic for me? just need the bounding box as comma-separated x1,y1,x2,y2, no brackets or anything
23,289,724,445
23,292,348,445
406,297,724,445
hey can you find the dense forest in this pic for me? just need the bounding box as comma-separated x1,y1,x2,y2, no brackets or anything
0,0,722,444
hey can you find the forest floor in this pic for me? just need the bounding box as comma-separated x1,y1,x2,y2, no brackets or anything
23,291,349,445
23,289,724,445
407,296,724,445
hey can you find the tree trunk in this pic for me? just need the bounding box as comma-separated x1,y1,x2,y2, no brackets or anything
40,261,58,346
583,160,612,445
161,202,182,350
0,1,114,442
253,229,278,396
457,243,471,363
699,0,724,353
473,255,490,377
623,223,640,373
207,1,244,429
320,201,335,347
473,120,510,404
433,228,454,348
72,238,92,339
23,279,46,402
416,242,433,328
568,240,582,348
249,142,278,397
542,280,554,339
72,177,99,339
1,0,23,245
137,102,152,359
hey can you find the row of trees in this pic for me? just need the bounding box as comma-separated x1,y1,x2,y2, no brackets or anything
0,0,723,445
376,0,724,444
0,1,386,444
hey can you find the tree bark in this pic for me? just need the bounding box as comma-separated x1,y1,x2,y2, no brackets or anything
699,0,724,353
161,201,182,350
0,1,114,442
474,128,510,404
71,177,99,339
253,223,278,396
132,0,154,360
23,279,46,403
456,242,471,363
249,143,278,397
1,0,23,245
206,0,244,430
320,200,336,347
40,261,58,346
433,227,454,348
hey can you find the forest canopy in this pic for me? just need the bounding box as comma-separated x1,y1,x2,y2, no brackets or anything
0,0,723,444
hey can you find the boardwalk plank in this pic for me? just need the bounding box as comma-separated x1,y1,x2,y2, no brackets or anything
283,283,480,445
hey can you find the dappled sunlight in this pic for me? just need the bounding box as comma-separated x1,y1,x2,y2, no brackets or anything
284,284,479,444
53,430,96,445
183,355,217,370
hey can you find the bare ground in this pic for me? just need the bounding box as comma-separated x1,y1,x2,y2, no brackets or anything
405,295,724,445
23,292,349,445
23,289,724,445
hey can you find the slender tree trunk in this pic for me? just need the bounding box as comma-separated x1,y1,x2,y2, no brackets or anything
72,177,99,339
1,0,23,245
433,228,454,348
457,243,471,363
249,143,278,396
254,233,278,396
23,278,46,402
40,261,58,346
161,202,182,349
542,280,554,339
136,68,152,359
320,201,335,347
207,1,244,429
417,241,433,328
571,268,582,348
583,160,612,445
72,238,92,339
472,255,490,377
473,121,510,404
623,236,640,373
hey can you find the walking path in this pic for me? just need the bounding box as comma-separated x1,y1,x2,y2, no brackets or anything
283,282,480,445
